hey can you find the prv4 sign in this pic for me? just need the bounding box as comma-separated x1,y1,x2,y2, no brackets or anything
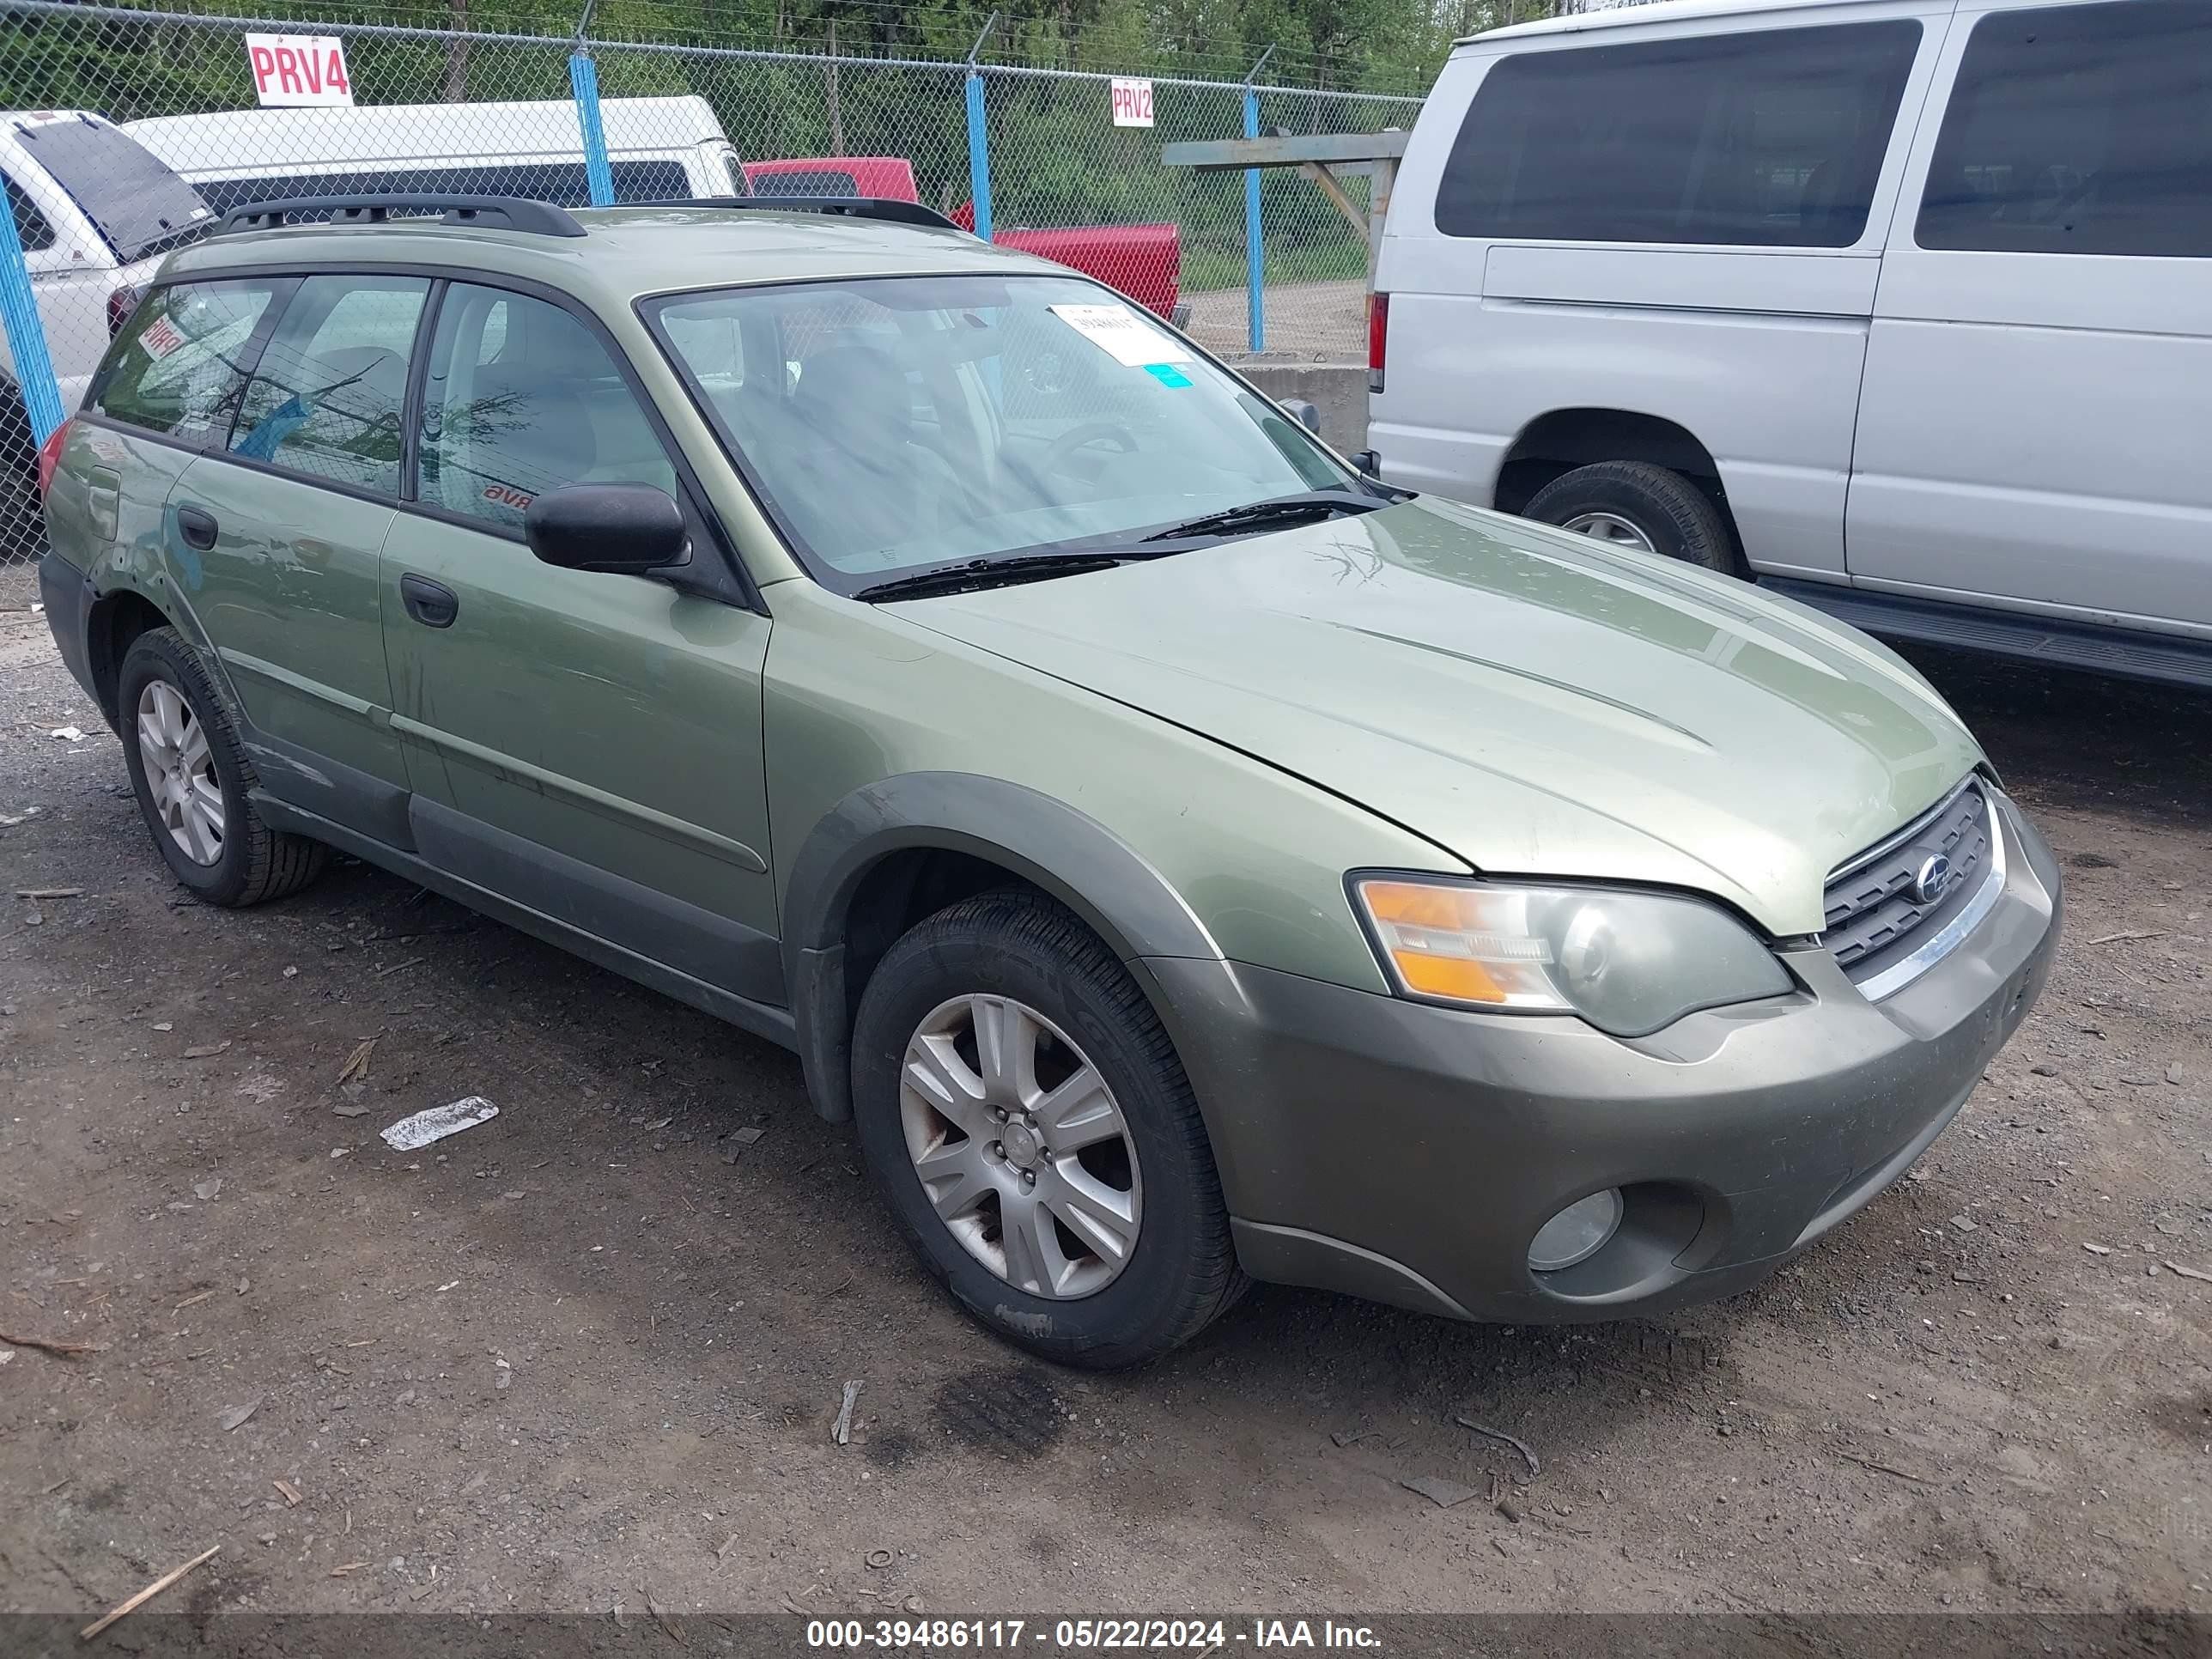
1109,78,1155,128
245,33,355,107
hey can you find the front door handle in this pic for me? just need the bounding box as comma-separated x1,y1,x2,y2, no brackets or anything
399,574,459,629
175,504,218,550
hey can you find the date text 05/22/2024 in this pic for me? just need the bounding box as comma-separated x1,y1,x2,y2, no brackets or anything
806,1620,1384,1650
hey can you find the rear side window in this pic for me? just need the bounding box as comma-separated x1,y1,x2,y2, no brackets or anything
190,159,696,217
418,283,676,531
88,280,283,443
1916,0,2212,258
229,275,430,496
1437,21,1923,246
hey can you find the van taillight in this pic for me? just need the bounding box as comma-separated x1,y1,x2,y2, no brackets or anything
35,418,69,498
106,283,141,337
1367,292,1389,394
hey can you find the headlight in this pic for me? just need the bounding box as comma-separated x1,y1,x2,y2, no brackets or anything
1352,876,1792,1037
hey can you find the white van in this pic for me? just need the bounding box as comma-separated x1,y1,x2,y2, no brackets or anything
1372,0,2212,687
0,111,213,441
125,95,744,217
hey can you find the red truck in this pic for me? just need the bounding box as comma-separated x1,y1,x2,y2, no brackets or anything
742,155,1182,323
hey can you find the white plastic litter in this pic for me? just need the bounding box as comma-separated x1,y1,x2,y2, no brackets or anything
380,1096,499,1152
49,726,83,742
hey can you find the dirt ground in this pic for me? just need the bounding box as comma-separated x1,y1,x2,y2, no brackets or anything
2,562,2207,1626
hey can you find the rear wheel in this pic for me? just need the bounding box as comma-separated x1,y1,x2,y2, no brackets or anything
1524,459,1737,574
850,890,1244,1367
118,627,326,907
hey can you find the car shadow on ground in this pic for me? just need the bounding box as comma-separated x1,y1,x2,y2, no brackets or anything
1899,644,2212,823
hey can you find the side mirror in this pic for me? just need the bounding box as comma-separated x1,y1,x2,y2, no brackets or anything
1348,448,1382,477
1280,398,1323,436
524,483,690,574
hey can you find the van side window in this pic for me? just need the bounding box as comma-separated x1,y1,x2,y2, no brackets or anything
4,175,56,253
1916,0,2211,259
191,159,695,218
229,275,430,496
1437,21,1922,247
88,281,283,444
418,283,678,532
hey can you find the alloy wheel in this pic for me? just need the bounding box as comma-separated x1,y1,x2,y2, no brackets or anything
897,993,1143,1299
1560,510,1658,554
136,678,224,866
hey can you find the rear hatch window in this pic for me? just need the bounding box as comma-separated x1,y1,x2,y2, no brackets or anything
11,116,212,262
750,167,861,197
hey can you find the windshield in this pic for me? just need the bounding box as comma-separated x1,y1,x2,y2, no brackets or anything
646,273,1353,591
14,116,211,264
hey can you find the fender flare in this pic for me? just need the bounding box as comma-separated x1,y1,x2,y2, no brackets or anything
781,772,1221,1121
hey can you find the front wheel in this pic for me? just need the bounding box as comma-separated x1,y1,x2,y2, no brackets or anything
1524,459,1737,574
850,890,1244,1367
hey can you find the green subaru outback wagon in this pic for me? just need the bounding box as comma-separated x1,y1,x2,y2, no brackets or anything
38,194,2060,1365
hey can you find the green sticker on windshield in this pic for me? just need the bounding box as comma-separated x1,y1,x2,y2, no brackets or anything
1143,363,1192,387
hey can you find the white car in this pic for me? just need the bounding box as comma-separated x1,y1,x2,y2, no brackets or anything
1370,0,2212,688
125,95,744,217
0,111,212,465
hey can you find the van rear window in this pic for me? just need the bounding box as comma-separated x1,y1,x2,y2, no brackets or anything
190,159,696,216
1437,21,1921,248
12,116,212,263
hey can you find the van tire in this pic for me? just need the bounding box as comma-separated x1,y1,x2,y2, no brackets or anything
1525,461,1736,574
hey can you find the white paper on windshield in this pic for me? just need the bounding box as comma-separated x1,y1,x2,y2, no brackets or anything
1048,302,1194,368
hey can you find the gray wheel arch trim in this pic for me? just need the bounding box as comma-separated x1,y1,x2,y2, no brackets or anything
781,773,1223,1122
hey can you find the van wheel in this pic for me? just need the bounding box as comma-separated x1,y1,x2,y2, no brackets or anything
1525,461,1737,574
118,627,326,907
850,890,1245,1368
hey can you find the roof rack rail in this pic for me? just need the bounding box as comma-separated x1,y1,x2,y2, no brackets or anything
214,194,586,239
641,196,960,232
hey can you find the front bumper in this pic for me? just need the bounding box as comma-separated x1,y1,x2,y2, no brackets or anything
1143,791,2062,1324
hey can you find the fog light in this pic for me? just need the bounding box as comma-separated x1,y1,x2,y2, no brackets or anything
1528,1188,1624,1273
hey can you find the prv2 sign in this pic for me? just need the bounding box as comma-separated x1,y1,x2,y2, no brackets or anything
1109,78,1155,128
245,33,355,107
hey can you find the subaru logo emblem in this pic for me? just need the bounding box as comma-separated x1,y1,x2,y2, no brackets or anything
1911,854,1952,905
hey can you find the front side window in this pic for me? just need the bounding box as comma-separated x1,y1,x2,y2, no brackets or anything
1916,0,2211,258
228,275,428,495
1437,21,1923,246
88,279,283,443
419,283,677,531
647,273,1352,589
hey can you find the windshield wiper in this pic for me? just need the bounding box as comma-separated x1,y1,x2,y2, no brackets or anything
852,552,1128,602
1135,489,1386,545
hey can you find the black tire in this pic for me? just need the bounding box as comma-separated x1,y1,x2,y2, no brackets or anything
1523,459,1738,574
851,889,1245,1368
117,626,326,907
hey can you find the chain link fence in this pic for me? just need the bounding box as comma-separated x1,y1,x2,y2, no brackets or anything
0,0,1423,562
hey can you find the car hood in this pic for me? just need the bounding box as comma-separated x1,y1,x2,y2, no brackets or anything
894,496,1984,936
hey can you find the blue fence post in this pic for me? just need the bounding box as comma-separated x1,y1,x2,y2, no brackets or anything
1243,46,1274,356
0,191,64,447
963,15,1000,242
568,51,615,207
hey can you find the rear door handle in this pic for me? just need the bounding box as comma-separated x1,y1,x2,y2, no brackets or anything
175,504,218,550
399,574,459,629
